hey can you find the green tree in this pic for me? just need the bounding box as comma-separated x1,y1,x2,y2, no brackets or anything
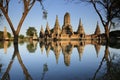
19,34,24,39
68,0,120,42
0,0,46,43
7,32,11,38
26,27,37,37
0,31,3,39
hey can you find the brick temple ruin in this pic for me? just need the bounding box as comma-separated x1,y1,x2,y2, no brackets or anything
39,12,101,41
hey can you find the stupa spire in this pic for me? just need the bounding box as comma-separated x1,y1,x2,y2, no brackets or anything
45,22,51,34
3,26,8,40
64,12,71,26
94,21,101,35
46,22,50,30
54,15,60,27
77,19,85,34
79,18,82,27
40,25,44,34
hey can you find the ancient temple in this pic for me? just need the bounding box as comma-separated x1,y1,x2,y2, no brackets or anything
94,22,101,35
61,12,73,35
39,25,44,38
77,19,85,39
45,22,51,39
52,15,61,39
3,27,8,40
91,22,101,39
39,12,101,40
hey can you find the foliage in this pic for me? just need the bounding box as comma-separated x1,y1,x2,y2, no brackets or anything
69,0,120,27
0,31,11,39
0,41,3,48
19,34,24,39
0,41,11,49
26,27,37,37
0,0,47,41
26,42,37,53
7,32,11,38
0,31,3,39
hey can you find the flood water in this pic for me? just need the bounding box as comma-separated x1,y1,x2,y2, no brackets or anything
0,40,120,80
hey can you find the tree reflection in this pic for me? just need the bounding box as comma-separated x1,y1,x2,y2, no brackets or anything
1,39,120,80
26,40,38,53
0,41,11,53
1,43,32,80
93,44,120,80
18,40,25,45
41,63,48,80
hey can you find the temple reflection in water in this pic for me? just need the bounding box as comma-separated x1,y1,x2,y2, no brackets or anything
39,40,101,66
1,40,102,67
0,40,120,80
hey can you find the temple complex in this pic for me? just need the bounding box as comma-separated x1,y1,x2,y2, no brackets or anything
39,12,101,40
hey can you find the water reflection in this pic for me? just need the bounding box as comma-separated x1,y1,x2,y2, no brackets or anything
39,40,102,66
93,45,120,80
27,40,38,53
0,41,11,53
0,40,120,80
1,43,32,80
41,63,48,80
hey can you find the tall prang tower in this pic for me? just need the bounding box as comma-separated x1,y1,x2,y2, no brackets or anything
62,12,73,35
52,15,61,39
77,19,85,39
39,25,44,38
3,27,8,40
94,21,101,35
64,12,70,26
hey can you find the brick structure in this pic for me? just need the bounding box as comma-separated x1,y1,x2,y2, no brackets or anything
39,12,101,40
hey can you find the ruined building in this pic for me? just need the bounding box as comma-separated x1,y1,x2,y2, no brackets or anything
3,27,9,40
39,12,101,40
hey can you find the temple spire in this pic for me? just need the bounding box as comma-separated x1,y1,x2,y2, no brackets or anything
39,25,45,38
54,15,60,27
94,21,101,35
64,12,71,26
46,22,50,30
3,27,8,40
79,18,82,27
40,25,44,34
62,12,73,34
77,19,85,34
45,22,51,35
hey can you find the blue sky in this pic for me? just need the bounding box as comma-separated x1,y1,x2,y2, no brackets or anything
1,0,106,36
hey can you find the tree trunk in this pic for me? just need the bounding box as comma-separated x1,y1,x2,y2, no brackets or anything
14,34,18,44
104,25,110,43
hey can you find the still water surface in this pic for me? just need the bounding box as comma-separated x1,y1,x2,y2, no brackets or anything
0,40,120,80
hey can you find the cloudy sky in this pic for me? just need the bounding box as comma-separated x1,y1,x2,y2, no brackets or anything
1,0,106,36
